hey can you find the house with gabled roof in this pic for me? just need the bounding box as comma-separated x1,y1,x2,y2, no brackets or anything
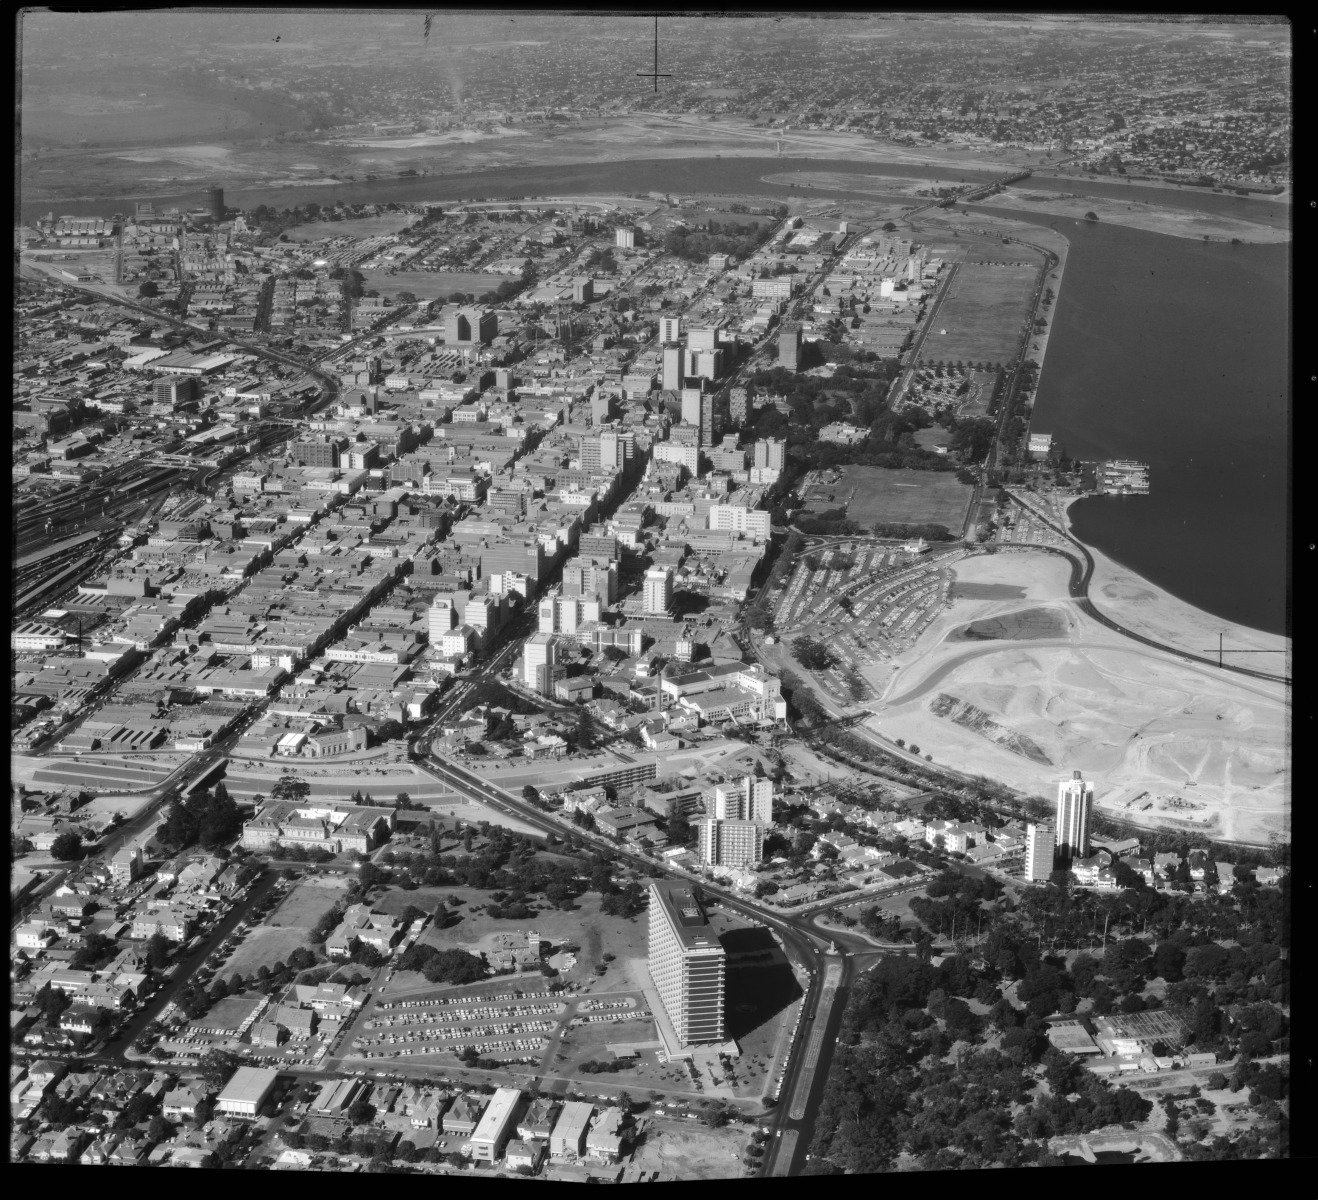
108,1136,150,1165
81,1134,120,1165
443,1092,485,1136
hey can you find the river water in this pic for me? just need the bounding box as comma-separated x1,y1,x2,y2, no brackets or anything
979,213,1288,636
21,156,1289,634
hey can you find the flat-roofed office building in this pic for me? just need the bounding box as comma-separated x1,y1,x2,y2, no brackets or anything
648,880,725,1045
549,1100,595,1160
468,1086,523,1162
216,1066,279,1119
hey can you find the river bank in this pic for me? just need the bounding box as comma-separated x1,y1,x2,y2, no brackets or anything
975,185,1289,243
1065,498,1289,665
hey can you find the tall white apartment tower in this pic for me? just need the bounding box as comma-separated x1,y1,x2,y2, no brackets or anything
1025,821,1056,882
659,315,682,344
712,775,773,825
1055,771,1093,863
697,818,764,870
647,880,726,1046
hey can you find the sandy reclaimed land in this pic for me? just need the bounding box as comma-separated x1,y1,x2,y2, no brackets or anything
974,186,1290,243
768,170,1289,244
867,550,1288,846
762,170,942,200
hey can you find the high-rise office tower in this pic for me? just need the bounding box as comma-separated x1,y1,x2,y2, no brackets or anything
753,438,785,472
647,880,725,1045
523,632,556,692
1025,821,1056,882
206,186,225,222
680,384,713,446
659,316,681,344
1055,771,1093,863
779,323,802,372
687,347,724,383
643,567,673,616
697,818,764,870
687,327,718,353
429,593,460,642
662,344,684,393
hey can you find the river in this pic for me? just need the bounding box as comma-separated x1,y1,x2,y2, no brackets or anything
21,156,1289,635
967,211,1288,637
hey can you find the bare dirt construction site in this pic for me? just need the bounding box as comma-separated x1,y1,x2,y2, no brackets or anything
629,1114,750,1180
866,550,1288,845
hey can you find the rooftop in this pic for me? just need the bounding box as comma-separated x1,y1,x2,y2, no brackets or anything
649,879,723,952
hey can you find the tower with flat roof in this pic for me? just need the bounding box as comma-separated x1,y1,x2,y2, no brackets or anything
647,880,725,1045
1055,771,1093,864
1025,820,1056,882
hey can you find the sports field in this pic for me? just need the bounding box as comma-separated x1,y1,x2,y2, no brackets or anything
829,465,974,530
919,262,1038,367
357,269,507,300
284,214,416,241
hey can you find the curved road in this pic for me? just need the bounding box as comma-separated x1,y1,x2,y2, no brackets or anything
996,496,1288,684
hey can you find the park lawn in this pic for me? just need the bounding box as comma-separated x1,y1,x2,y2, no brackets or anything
218,926,319,982
215,879,340,980
919,262,1038,367
835,464,974,530
356,269,508,300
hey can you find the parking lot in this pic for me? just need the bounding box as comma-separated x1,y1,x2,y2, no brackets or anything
346,986,652,1066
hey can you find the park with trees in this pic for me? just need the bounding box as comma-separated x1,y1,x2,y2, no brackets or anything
804,864,1288,1171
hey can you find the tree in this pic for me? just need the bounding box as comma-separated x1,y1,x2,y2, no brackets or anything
666,798,694,845
198,1048,241,1090
348,1097,375,1126
138,281,159,298
50,830,84,860
272,775,312,804
146,931,173,969
423,948,486,986
1084,211,1099,222
146,1114,172,1142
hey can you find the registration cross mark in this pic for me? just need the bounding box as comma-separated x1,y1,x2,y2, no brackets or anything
637,15,672,92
